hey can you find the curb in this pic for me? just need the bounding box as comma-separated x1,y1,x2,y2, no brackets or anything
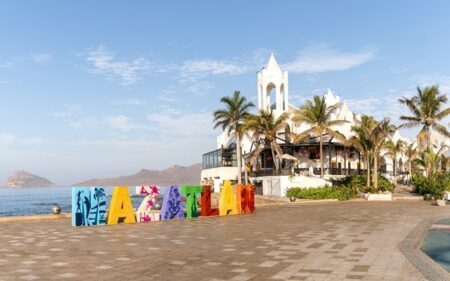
0,213,71,223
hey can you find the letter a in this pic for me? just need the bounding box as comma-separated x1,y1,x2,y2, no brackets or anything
107,186,136,225
219,180,238,216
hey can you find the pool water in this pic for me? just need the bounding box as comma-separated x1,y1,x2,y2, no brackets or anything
421,218,450,271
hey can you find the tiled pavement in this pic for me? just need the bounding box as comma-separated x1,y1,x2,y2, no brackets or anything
0,201,446,281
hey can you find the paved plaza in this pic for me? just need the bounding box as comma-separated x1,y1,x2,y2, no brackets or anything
0,200,448,281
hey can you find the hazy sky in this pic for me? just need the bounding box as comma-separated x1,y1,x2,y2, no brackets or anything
1,1,449,184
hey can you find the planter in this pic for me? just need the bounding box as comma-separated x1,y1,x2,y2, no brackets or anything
289,197,297,202
366,193,392,201
52,204,61,215
436,199,446,207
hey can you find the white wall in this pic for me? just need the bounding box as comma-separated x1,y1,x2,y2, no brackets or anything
252,175,331,197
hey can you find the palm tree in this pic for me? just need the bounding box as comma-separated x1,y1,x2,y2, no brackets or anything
213,91,254,184
399,85,450,149
348,115,376,187
292,95,347,177
415,148,441,177
404,142,418,185
371,118,396,190
383,138,406,187
243,110,290,172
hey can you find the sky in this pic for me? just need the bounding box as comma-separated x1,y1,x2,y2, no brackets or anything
0,1,450,185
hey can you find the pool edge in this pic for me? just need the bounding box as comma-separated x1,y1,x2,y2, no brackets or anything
400,216,450,281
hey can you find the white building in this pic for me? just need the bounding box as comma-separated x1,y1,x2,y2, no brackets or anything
201,54,415,196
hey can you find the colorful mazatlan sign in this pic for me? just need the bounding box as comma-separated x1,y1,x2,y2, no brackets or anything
71,180,255,227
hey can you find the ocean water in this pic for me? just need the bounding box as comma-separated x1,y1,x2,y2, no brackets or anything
0,186,144,217
421,218,450,271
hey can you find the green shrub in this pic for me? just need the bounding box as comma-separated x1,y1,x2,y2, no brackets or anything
412,172,450,198
286,186,356,201
331,174,394,193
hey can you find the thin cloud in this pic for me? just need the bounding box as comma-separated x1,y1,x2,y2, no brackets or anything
71,115,150,132
0,133,16,146
112,98,147,106
0,62,14,69
49,104,83,118
31,53,52,65
283,45,376,73
84,46,155,85
178,49,271,83
147,111,214,137
179,59,249,82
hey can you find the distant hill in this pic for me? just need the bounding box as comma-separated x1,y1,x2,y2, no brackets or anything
74,163,202,186
4,170,56,188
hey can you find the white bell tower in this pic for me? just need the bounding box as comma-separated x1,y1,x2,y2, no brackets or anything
257,53,289,113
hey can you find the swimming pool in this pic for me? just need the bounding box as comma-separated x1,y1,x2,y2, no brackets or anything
421,218,450,271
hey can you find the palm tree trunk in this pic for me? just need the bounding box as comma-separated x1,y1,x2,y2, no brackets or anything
320,134,324,178
374,151,378,191
408,162,412,186
270,145,277,173
236,134,242,185
366,155,371,187
393,157,396,188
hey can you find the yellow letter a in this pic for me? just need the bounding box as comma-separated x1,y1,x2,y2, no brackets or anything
219,180,238,216
107,186,136,224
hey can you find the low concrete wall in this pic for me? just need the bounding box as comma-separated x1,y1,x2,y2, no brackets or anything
251,175,331,197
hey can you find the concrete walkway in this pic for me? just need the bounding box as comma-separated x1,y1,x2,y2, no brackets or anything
0,201,447,281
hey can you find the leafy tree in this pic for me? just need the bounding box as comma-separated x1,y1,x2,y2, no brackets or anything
243,110,289,172
370,118,396,190
213,91,254,184
292,95,347,177
383,138,406,187
399,85,450,149
404,142,418,185
348,115,376,187
415,145,449,177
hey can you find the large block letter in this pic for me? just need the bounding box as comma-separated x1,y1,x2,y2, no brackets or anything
237,185,255,214
107,186,136,225
72,187,91,227
136,186,160,223
180,185,202,218
72,187,107,227
160,186,185,220
200,185,219,216
88,187,107,225
219,180,238,216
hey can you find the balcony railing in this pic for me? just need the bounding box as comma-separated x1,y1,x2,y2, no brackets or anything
248,168,369,177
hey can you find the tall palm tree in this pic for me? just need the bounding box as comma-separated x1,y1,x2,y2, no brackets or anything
292,95,347,177
404,142,418,185
213,91,254,184
243,110,290,172
383,138,406,187
371,118,396,190
399,85,450,149
348,115,376,187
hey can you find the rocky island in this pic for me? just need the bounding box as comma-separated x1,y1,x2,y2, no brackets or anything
3,170,56,188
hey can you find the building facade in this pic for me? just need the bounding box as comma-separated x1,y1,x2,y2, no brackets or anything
201,54,414,195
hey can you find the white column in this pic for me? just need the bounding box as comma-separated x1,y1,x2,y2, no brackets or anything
276,85,281,111
284,72,289,110
262,85,266,111
258,84,262,110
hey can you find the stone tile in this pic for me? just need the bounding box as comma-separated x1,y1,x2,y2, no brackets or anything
0,201,445,280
